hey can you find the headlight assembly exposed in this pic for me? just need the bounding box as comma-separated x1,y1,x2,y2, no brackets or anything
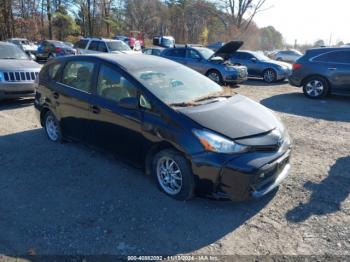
193,129,248,154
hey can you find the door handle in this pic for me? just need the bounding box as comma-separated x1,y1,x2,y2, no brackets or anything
53,92,59,99
328,68,337,71
90,105,100,114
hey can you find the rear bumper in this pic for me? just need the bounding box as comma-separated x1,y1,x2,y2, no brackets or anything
288,74,303,87
0,82,36,99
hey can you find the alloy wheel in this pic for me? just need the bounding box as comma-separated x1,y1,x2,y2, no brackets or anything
264,69,276,83
45,113,60,141
208,72,220,83
156,156,183,195
305,80,324,97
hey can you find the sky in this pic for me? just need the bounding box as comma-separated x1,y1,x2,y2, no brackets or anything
253,0,350,45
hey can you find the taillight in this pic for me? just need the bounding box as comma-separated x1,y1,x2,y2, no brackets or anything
293,63,302,70
55,47,62,53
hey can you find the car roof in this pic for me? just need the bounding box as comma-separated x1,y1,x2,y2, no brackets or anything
0,41,17,47
306,47,350,55
55,53,181,72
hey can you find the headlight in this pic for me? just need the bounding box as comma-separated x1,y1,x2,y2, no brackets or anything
193,129,248,154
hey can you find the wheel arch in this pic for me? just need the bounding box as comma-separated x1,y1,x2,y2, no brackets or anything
144,141,181,176
301,74,332,90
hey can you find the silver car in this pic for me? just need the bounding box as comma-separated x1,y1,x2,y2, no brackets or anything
273,50,303,63
0,42,41,100
161,41,248,84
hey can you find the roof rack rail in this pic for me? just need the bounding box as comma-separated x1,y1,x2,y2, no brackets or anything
185,44,204,48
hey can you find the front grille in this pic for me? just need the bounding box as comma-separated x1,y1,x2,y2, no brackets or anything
3,71,38,82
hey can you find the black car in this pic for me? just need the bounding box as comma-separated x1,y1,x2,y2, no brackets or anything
289,47,350,98
36,40,76,61
35,54,292,201
230,51,292,83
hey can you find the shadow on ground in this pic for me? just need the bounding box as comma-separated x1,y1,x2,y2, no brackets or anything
244,78,289,87
286,156,350,223
261,92,350,122
0,98,34,110
0,128,274,256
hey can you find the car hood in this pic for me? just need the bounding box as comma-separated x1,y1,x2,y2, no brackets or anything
0,59,41,71
178,94,279,139
211,41,244,60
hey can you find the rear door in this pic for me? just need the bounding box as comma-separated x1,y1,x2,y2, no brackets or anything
163,48,186,65
87,62,144,164
313,50,350,91
86,40,100,54
55,58,97,141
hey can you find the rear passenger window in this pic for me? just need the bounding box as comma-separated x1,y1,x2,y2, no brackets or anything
61,61,94,93
97,65,137,103
166,49,186,58
314,51,350,64
88,41,99,51
74,40,89,49
98,42,108,52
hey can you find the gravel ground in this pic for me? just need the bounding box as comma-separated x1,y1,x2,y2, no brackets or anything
0,80,349,258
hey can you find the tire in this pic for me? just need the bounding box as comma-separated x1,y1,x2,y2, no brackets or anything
206,69,223,85
302,76,329,99
43,111,63,143
263,69,277,83
152,149,195,201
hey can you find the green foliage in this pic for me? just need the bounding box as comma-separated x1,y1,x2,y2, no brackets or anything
259,26,284,50
53,6,79,40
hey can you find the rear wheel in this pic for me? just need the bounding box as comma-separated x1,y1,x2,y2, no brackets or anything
263,69,277,83
44,111,63,143
302,76,329,99
153,149,195,201
206,70,223,85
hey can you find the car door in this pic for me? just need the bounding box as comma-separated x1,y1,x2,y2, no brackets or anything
186,49,206,73
55,59,97,141
314,50,350,91
87,63,144,164
164,49,186,65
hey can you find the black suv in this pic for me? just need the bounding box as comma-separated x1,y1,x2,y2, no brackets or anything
289,47,350,98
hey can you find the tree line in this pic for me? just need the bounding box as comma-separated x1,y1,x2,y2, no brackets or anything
0,0,286,50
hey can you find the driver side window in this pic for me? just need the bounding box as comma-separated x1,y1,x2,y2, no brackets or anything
97,65,137,103
188,49,201,60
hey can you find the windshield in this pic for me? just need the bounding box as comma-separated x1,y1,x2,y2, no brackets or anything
253,52,271,61
196,47,215,60
131,65,223,105
161,38,174,48
107,41,131,51
0,44,29,60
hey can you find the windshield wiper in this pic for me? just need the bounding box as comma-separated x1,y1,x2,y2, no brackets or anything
169,101,198,107
193,94,231,103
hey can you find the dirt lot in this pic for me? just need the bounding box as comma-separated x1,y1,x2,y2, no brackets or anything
0,80,349,258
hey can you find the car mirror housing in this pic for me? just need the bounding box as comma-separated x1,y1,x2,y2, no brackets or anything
251,57,257,62
119,97,139,110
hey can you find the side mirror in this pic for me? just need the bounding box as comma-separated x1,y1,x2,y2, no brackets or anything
119,97,139,110
251,57,257,63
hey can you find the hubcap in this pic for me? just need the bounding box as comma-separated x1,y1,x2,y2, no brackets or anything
45,114,59,141
156,157,182,195
306,80,324,97
208,72,220,83
264,70,275,83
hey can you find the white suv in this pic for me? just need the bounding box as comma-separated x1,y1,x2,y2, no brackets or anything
74,38,136,55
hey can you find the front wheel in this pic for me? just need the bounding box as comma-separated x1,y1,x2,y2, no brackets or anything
302,76,329,99
263,69,277,83
206,70,223,85
153,149,195,201
44,111,63,143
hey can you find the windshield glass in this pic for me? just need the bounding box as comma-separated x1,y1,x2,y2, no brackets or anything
107,41,131,51
253,52,271,61
131,65,223,105
0,44,29,60
161,38,174,48
195,47,215,60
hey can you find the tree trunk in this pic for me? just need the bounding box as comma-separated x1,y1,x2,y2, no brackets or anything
47,0,53,39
